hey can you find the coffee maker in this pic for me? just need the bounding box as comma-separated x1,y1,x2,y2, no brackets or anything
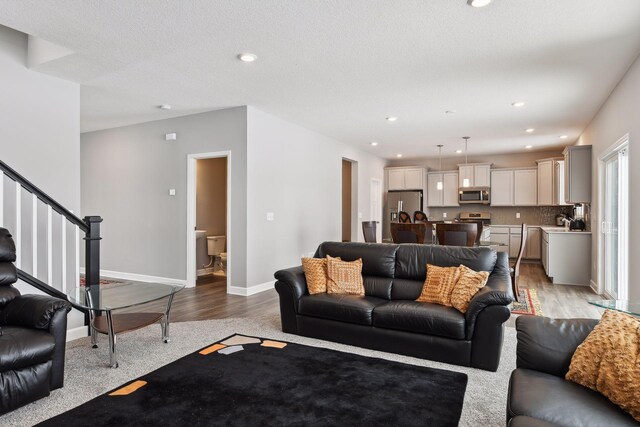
569,204,587,231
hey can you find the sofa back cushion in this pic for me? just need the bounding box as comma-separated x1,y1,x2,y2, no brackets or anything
391,245,496,300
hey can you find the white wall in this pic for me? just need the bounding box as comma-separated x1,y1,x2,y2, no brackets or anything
0,25,82,330
246,107,385,287
577,53,640,300
81,107,248,285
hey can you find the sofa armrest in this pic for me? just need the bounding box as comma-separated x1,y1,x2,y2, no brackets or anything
516,316,598,377
0,294,71,330
274,266,308,334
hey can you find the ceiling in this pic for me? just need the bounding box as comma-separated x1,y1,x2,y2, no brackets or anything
1,0,640,160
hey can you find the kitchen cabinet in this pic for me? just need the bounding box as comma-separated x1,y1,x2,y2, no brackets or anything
426,171,459,207
537,159,554,205
458,163,491,188
386,167,425,190
509,234,522,258
490,170,514,206
541,228,592,285
490,227,510,254
514,169,537,206
491,225,540,259
553,160,570,206
563,145,592,203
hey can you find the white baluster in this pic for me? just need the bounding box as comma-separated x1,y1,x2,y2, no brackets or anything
75,225,80,289
61,218,67,293
0,173,4,227
15,182,21,268
32,194,38,278
47,206,53,285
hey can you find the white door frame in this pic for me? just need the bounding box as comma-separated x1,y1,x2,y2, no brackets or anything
186,151,231,290
597,134,629,298
370,178,382,242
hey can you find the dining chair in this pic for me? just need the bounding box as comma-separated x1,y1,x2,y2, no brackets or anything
510,224,527,302
413,211,428,223
435,223,478,247
398,211,412,223
465,220,484,245
390,222,428,244
361,221,378,243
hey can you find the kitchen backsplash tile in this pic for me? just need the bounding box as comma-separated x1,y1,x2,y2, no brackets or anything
428,205,577,226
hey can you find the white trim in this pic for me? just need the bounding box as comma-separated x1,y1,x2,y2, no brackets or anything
79,267,187,286
186,151,231,291
66,325,89,342
590,280,599,294
228,280,275,296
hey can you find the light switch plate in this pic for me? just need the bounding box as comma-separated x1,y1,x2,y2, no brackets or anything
169,189,176,196
165,133,177,141
516,212,521,219
266,212,275,221
443,212,447,218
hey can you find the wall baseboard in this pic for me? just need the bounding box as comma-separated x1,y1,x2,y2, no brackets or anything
228,280,275,296
67,326,88,342
590,280,600,294
80,267,187,286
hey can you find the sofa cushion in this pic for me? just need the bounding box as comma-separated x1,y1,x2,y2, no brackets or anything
372,301,466,340
315,242,398,278
0,326,55,372
416,264,461,306
298,294,387,326
363,276,393,300
508,369,638,427
508,416,561,427
301,257,331,295
394,245,496,281
390,278,424,300
326,256,364,295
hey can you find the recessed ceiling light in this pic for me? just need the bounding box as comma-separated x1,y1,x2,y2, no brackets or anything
525,145,533,149
525,128,535,133
159,104,172,110
386,116,398,122
238,53,257,62
445,110,456,114
467,0,492,7
455,149,463,154
396,153,403,158
560,135,568,139
370,141,378,146
511,101,525,108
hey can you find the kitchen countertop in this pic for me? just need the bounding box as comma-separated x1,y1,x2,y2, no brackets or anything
486,224,592,234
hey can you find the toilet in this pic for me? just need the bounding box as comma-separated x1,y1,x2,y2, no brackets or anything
195,230,209,276
207,236,226,273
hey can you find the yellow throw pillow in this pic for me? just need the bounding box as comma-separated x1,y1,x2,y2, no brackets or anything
326,256,365,295
566,309,640,422
450,265,490,313
416,264,462,306
301,257,331,295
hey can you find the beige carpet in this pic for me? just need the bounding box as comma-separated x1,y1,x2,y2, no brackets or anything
0,312,516,426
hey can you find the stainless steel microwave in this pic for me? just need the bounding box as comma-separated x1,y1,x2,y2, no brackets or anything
458,187,490,204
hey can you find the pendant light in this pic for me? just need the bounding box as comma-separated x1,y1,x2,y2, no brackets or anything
462,136,470,188
436,145,444,190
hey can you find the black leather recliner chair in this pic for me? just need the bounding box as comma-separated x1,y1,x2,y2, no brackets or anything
507,316,639,426
275,241,514,371
0,228,72,414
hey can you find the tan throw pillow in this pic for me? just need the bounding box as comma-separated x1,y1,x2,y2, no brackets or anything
450,264,489,313
326,256,365,295
301,257,331,294
416,264,462,306
566,309,640,422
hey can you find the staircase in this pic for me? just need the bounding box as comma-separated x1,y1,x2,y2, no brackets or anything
0,159,102,304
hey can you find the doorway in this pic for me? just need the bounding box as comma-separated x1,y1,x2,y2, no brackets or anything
370,178,382,242
342,159,358,242
187,151,231,290
599,136,629,299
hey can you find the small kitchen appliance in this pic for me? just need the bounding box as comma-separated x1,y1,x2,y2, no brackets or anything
569,204,587,231
555,213,568,226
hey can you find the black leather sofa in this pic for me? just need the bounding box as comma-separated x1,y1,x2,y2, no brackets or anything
275,241,514,371
507,316,639,426
0,228,72,414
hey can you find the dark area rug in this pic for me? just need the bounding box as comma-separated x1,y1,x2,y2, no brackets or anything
39,334,468,426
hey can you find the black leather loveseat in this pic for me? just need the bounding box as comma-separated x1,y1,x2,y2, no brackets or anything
0,228,72,414
275,242,514,371
507,316,639,426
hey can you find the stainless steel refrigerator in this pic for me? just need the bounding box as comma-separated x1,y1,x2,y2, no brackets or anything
384,190,423,239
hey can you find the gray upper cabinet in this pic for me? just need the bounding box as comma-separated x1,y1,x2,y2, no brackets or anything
563,145,592,204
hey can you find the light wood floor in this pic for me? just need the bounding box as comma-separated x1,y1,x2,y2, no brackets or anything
122,262,602,324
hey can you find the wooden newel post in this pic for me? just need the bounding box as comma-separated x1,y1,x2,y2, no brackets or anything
84,216,103,289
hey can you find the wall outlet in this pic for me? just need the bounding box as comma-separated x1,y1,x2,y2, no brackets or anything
169,188,176,196
266,212,275,221
358,212,363,219
443,212,447,218
516,212,521,219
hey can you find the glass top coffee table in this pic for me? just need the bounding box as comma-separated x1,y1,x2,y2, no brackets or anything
67,281,184,368
589,300,640,317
